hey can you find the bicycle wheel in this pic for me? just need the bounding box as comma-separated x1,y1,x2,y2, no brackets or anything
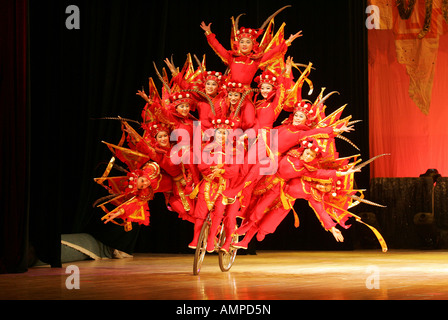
193,219,210,275
218,228,239,272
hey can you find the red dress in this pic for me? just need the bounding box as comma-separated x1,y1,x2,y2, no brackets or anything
205,33,288,87
188,139,242,250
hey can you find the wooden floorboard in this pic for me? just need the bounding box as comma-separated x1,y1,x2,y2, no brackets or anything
1,250,448,300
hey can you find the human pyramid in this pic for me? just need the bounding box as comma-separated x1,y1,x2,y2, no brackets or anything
94,6,388,253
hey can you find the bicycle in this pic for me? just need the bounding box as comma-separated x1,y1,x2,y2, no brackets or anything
193,213,239,275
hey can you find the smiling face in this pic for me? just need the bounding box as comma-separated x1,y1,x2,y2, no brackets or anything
238,37,254,55
155,131,169,148
214,128,228,144
137,176,150,189
227,91,241,106
293,111,307,126
176,103,190,117
260,83,274,99
300,148,318,163
205,80,219,96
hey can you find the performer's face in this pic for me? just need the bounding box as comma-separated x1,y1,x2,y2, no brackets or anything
156,131,169,147
239,37,254,54
228,91,241,105
260,83,274,98
293,111,307,126
137,176,150,189
215,128,228,144
205,80,219,96
176,103,190,117
300,148,317,163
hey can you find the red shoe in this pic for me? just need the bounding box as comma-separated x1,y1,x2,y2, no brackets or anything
232,240,248,250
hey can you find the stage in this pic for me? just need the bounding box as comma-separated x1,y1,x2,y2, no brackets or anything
1,250,448,300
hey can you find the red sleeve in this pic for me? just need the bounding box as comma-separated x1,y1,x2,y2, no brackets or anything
260,41,288,65
206,33,232,65
241,100,256,130
298,127,334,140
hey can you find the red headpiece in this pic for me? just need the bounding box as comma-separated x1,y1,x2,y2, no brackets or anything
203,71,223,85
255,69,279,87
293,101,319,127
222,80,246,93
299,139,326,158
148,121,171,138
125,162,160,199
236,27,264,43
169,92,194,106
211,117,238,130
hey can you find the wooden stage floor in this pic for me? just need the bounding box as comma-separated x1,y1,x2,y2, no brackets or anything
1,250,448,300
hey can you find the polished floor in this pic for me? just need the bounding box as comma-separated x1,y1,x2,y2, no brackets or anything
1,250,448,300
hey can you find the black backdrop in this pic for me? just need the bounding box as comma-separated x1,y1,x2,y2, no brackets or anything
2,0,369,272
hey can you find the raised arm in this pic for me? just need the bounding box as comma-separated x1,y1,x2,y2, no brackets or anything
200,21,231,65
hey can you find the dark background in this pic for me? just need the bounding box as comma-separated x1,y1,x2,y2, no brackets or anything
2,0,370,272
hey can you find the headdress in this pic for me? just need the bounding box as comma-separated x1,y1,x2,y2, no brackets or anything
148,121,171,138
222,80,246,93
203,71,223,85
290,100,318,127
169,92,194,107
299,138,325,158
211,117,238,130
230,6,291,54
255,69,279,87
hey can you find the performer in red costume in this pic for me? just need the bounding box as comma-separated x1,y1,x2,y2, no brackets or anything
94,135,173,232
199,6,302,88
125,117,196,223
137,79,202,187
233,139,359,249
164,55,224,131
212,80,256,131
188,117,242,251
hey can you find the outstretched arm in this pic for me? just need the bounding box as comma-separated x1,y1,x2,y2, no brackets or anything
200,21,212,35
201,21,231,65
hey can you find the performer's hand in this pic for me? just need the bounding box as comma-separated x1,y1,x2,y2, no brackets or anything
337,167,361,176
208,164,224,180
136,89,151,104
200,21,212,34
330,227,344,242
103,208,124,224
286,30,303,44
164,58,178,76
334,124,354,134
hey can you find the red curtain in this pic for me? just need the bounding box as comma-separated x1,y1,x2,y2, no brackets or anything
0,0,29,273
368,1,448,178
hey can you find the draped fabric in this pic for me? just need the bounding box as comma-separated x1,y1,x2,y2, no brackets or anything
368,0,448,177
0,0,29,273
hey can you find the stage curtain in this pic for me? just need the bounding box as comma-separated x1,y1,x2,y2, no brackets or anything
0,0,30,273
368,0,448,177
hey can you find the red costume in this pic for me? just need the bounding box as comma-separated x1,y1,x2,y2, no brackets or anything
188,117,243,251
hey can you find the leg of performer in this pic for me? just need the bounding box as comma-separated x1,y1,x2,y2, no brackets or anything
189,218,204,249
256,207,290,242
220,201,240,252
188,191,208,249
236,186,279,235
233,224,259,249
206,197,226,252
